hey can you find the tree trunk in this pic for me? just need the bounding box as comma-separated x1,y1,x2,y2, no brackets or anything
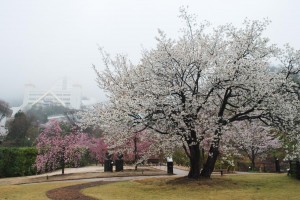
200,147,205,169
134,136,138,171
251,150,255,171
200,127,222,178
200,144,219,178
61,147,65,175
188,143,201,179
61,158,65,175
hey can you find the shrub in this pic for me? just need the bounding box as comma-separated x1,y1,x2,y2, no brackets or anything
0,147,37,177
172,148,190,167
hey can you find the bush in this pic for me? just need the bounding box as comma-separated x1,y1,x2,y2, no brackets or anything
172,148,190,167
0,147,37,177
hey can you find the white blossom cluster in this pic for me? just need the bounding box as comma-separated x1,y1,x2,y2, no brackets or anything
80,10,300,168
223,121,281,167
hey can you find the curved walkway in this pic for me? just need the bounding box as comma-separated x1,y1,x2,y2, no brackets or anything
45,166,188,200
47,181,114,200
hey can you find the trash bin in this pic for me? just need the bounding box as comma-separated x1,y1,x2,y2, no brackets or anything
104,152,113,172
167,157,173,174
115,160,123,172
115,153,124,172
104,159,113,172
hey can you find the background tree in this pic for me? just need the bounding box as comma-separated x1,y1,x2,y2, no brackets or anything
226,121,281,170
88,137,107,165
4,111,31,146
3,111,39,147
117,132,154,170
0,99,12,122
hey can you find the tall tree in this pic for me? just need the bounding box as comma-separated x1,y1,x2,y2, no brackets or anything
85,10,300,179
4,111,31,146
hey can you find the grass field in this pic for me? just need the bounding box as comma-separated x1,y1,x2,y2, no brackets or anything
83,174,300,200
0,181,81,200
0,174,299,200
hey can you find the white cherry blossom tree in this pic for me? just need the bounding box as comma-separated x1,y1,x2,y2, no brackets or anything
225,121,281,170
83,10,300,179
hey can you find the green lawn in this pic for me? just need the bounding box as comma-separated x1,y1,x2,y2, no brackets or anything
83,174,300,200
0,174,299,200
0,181,81,200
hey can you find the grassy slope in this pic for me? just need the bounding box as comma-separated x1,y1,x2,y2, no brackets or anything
0,182,81,200
83,174,300,200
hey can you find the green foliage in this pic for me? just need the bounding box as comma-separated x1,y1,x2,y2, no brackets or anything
3,111,38,147
26,105,71,123
172,148,190,167
4,111,31,146
0,147,37,177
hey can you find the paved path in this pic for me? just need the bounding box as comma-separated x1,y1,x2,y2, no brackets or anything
19,165,177,185
152,165,189,176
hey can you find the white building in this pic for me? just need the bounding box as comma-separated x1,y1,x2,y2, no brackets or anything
22,78,82,110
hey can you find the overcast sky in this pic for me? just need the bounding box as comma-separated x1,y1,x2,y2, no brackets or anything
1,0,300,105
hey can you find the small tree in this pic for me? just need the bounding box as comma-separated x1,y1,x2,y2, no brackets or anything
102,129,169,170
35,120,90,174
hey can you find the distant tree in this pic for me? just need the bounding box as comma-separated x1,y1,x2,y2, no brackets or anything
35,120,91,174
26,105,72,123
227,121,281,170
26,106,47,123
103,130,165,170
4,111,31,146
0,99,12,122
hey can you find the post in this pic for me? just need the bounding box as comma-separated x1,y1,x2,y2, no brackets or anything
275,158,280,173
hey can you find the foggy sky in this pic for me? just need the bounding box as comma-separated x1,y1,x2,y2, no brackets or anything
1,0,300,105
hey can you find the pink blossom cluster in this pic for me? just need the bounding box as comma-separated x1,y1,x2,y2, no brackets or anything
35,120,97,173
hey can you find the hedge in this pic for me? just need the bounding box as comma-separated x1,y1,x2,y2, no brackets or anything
0,147,37,178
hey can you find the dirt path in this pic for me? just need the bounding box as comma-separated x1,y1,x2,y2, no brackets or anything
47,181,114,200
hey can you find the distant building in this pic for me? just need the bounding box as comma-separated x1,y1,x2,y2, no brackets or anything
22,78,82,110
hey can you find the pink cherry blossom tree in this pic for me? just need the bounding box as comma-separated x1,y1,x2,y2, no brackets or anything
88,137,107,165
115,132,153,170
102,129,171,170
35,120,91,175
